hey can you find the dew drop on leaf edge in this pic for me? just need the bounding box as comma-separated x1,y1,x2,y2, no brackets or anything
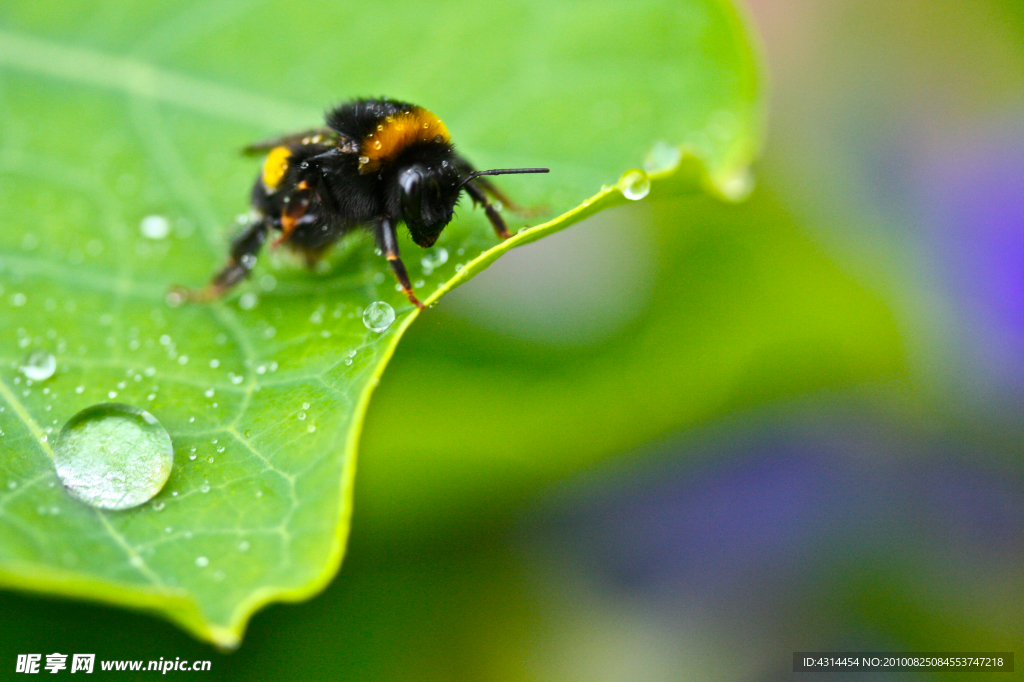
618,169,651,201
362,301,395,333
53,403,173,511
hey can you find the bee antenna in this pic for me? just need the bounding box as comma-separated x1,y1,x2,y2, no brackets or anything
457,167,549,191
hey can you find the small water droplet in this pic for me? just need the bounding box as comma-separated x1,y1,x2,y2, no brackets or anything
643,141,683,174
53,403,173,510
344,358,353,366
717,166,755,201
195,556,209,568
204,388,215,398
151,500,165,511
618,170,650,200
238,292,258,310
302,402,310,410
238,540,250,552
243,430,252,439
307,424,316,433
200,481,210,493
209,359,220,369
297,412,306,420
362,301,395,333
420,247,448,273
20,350,56,381
207,456,215,463
140,215,171,240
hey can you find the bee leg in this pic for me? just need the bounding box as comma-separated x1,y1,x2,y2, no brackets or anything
377,216,424,310
172,216,269,303
463,180,511,240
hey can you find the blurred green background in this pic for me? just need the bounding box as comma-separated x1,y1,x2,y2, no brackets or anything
1,0,1022,680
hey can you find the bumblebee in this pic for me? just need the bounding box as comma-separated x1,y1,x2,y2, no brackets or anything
180,98,548,309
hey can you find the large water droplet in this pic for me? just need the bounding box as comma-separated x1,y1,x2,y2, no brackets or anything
362,301,395,333
20,350,56,381
53,403,173,510
617,170,650,200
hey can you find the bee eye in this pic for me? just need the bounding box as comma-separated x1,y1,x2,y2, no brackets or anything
398,166,425,228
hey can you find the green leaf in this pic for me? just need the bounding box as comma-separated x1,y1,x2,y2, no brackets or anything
0,0,762,646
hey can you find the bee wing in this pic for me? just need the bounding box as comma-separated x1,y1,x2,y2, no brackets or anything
242,128,351,155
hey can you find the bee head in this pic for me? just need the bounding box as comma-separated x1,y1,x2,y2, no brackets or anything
397,163,460,248
398,163,550,248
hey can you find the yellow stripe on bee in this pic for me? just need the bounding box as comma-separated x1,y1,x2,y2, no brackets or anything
262,146,291,190
358,107,450,173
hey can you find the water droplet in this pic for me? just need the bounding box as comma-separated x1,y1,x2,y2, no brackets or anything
195,556,209,568
140,215,171,240
344,358,353,366
643,141,683,174
297,412,306,420
717,166,755,201
302,402,310,410
238,292,258,310
238,540,250,552
307,424,316,433
200,481,210,493
420,247,448,273
53,403,173,511
204,388,215,398
618,170,650,200
362,301,395,333
151,500,165,511
19,350,56,381
209,359,220,369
